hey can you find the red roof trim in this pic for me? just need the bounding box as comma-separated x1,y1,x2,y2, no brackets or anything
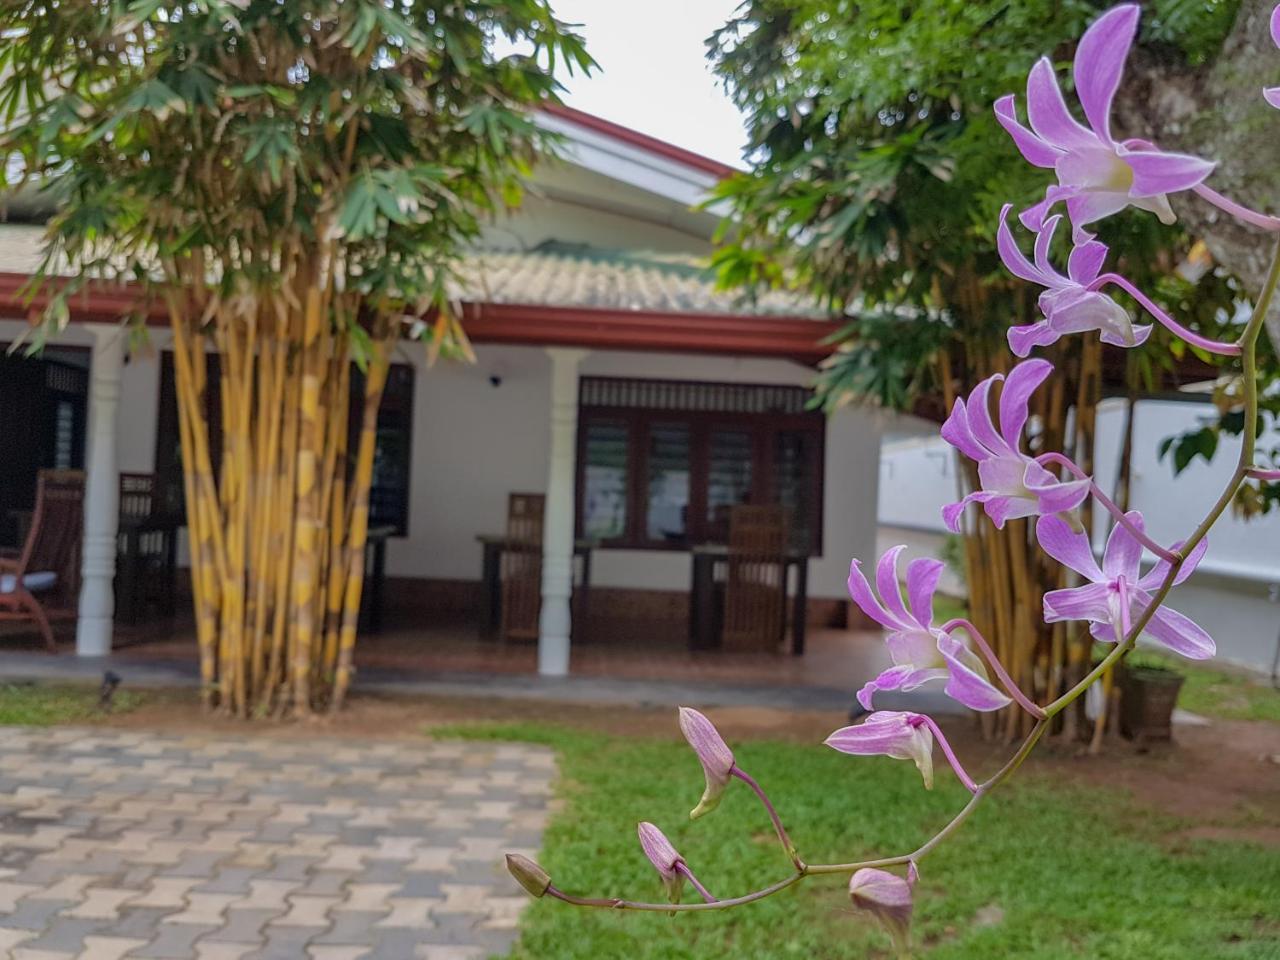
0,272,839,363
540,103,739,180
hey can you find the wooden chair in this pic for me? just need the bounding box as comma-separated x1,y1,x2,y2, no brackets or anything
722,505,789,652
115,472,178,623
0,470,84,651
500,493,545,642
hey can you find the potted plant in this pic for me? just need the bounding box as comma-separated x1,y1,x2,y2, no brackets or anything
1117,654,1186,743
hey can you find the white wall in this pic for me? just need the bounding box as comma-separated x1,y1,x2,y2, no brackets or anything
390,342,883,600
876,396,1280,673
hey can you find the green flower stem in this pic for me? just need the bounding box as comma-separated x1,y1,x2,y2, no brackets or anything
541,240,1280,918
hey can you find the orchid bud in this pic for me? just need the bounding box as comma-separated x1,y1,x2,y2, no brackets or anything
505,853,552,899
637,821,684,905
849,863,918,958
825,711,935,790
677,707,735,819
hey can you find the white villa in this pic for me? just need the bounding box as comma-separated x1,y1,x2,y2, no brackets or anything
0,106,885,675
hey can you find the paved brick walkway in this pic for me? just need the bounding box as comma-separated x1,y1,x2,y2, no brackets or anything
0,728,554,959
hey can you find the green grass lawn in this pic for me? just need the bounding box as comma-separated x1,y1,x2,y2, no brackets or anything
444,723,1280,960
0,682,144,725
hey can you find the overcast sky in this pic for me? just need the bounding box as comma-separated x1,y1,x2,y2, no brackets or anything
547,0,749,168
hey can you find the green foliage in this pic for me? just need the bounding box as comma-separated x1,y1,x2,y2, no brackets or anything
0,0,592,338
0,683,145,725
705,0,1241,410
439,722,1280,959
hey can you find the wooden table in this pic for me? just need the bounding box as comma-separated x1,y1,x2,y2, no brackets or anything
688,544,811,655
476,535,594,640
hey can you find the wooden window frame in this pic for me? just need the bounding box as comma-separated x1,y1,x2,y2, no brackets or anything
575,378,825,555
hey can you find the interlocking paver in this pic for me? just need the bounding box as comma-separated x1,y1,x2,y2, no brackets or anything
0,728,554,959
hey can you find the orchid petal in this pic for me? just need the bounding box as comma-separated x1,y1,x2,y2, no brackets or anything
997,204,1044,285
1123,149,1215,197
1272,3,1280,47
1096,319,1153,350
965,374,1013,456
1026,57,1097,151
1021,184,1079,231
994,94,1063,168
998,358,1053,445
1064,190,1132,236
637,822,681,881
1145,605,1216,660
1138,537,1209,590
856,665,915,710
1029,475,1092,515
1008,320,1060,357
1265,87,1280,109
848,559,901,631
942,490,996,533
1073,4,1140,144
1043,582,1113,623
876,546,914,627
1066,238,1108,285
983,493,1040,528
937,635,1012,712
905,557,944,628
1102,511,1146,581
1032,214,1068,285
941,397,989,463
1035,514,1104,580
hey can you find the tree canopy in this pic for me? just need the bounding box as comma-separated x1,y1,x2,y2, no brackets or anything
0,0,592,356
706,0,1249,411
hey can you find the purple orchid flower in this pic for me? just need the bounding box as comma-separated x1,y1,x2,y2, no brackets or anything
941,359,1092,531
849,863,919,957
997,205,1151,357
1267,5,1280,109
850,547,1011,713
995,4,1215,237
1037,511,1214,659
825,711,936,789
677,707,735,819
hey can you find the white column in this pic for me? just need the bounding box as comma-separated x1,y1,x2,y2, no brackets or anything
538,347,588,676
76,323,124,656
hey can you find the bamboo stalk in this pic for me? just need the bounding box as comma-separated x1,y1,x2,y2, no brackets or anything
330,326,391,713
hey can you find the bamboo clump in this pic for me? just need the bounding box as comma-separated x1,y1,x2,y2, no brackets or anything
166,268,393,717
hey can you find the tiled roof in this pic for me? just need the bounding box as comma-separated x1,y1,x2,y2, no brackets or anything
0,226,824,320
451,244,822,318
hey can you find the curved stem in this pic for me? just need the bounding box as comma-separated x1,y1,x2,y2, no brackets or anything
731,766,802,870
676,862,718,903
939,617,1046,719
916,714,978,793
545,872,803,913
1036,452,1178,563
1088,273,1241,356
1193,183,1280,233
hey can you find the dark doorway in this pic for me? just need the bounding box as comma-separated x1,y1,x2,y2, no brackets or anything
0,347,89,546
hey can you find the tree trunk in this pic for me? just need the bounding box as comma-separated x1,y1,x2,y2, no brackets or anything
1120,0,1280,352
170,284,392,716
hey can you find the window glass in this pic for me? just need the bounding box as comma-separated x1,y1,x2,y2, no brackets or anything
774,429,819,549
646,423,690,542
581,420,629,541
706,428,754,542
